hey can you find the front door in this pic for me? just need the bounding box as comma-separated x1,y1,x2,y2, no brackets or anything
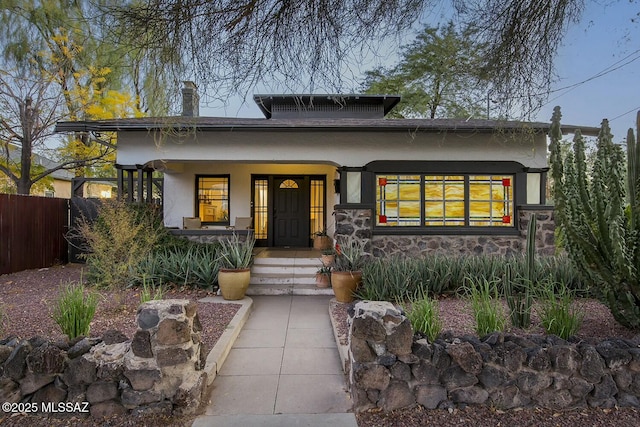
273,177,310,247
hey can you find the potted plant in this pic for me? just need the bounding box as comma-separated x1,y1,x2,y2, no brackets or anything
320,247,336,267
315,266,332,288
217,232,256,300
313,229,333,250
330,237,368,303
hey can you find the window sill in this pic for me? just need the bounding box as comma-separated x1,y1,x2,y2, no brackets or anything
372,227,520,236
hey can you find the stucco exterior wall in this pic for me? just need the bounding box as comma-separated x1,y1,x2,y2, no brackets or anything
116,129,548,170
163,162,338,229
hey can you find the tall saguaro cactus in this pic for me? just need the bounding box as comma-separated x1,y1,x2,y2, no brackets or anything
549,107,640,329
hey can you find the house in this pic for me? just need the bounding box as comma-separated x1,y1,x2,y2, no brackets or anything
55,83,598,256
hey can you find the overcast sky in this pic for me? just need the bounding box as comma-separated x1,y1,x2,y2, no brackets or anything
201,1,639,142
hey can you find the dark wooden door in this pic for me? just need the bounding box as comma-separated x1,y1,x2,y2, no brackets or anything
273,177,309,247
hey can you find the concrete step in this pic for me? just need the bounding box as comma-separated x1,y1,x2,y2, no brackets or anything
251,264,319,275
245,283,334,296
252,257,322,267
249,273,317,286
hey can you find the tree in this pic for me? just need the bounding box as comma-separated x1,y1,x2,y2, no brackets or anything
361,23,488,119
107,0,590,115
549,107,640,329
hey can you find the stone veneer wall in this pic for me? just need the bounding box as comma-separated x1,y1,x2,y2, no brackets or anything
348,301,640,413
334,207,556,257
0,300,206,418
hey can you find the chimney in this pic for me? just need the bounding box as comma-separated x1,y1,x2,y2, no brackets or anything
181,81,199,116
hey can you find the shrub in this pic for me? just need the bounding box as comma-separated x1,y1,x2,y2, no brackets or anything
74,199,168,289
504,213,536,329
52,281,99,340
140,277,165,304
465,277,506,336
404,294,442,342
538,280,584,339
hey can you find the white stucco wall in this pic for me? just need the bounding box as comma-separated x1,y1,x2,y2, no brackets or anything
163,162,338,229
116,129,548,170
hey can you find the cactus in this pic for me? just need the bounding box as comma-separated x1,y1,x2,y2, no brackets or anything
504,213,535,328
549,107,640,329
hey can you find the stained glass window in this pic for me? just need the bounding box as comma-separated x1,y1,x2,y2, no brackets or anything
376,174,514,227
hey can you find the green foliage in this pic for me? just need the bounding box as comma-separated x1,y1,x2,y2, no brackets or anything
333,236,368,272
538,280,584,339
403,294,442,343
77,199,168,289
139,277,165,304
361,22,488,119
550,107,640,329
358,257,421,300
217,233,256,269
465,277,506,336
131,243,220,291
504,214,536,329
52,281,99,340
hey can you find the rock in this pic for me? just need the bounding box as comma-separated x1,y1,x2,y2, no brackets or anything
386,319,413,356
496,341,527,371
431,343,451,370
450,386,489,405
415,385,447,409
193,313,202,334
591,373,618,400
90,400,128,418
354,364,391,390
377,353,397,366
587,396,617,408
489,385,530,410
137,307,160,329
350,337,376,363
478,364,510,390
535,388,573,409
124,369,162,391
516,371,553,395
156,347,191,367
102,330,129,345
0,378,20,403
596,341,632,369
579,345,606,383
440,365,478,390
379,380,415,411
157,318,191,346
0,345,13,364
412,340,432,360
526,347,551,371
131,330,153,358
121,389,164,409
390,362,412,382
27,342,66,374
31,382,67,404
86,381,119,404
27,336,47,349
411,360,439,385
63,355,97,386
617,393,640,408
173,372,207,415
549,345,581,375
569,377,594,398
131,400,173,417
351,316,387,342
446,342,483,375
19,372,56,395
4,340,32,380
68,337,102,359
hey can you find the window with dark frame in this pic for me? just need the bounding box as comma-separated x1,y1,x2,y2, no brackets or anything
196,175,230,225
376,174,514,228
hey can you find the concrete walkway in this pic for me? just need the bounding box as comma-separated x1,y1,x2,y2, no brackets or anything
192,295,357,427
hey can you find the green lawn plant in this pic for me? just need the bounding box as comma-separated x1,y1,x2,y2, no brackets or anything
52,281,99,340
218,232,256,269
538,280,584,339
550,107,640,329
465,276,506,336
140,276,165,304
403,293,442,343
503,213,536,329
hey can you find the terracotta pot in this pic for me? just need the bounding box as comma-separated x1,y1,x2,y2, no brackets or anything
218,268,251,300
320,254,335,267
313,235,333,250
330,270,362,303
315,273,331,288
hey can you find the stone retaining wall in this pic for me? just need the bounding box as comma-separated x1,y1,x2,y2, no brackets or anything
348,301,640,412
0,299,206,418
334,207,556,257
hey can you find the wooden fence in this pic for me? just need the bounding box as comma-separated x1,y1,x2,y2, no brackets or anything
0,194,69,275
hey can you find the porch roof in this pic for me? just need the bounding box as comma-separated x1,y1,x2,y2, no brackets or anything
55,117,599,136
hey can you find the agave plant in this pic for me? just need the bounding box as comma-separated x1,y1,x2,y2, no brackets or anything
217,232,256,270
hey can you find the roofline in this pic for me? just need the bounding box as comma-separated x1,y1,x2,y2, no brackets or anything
54,119,600,136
